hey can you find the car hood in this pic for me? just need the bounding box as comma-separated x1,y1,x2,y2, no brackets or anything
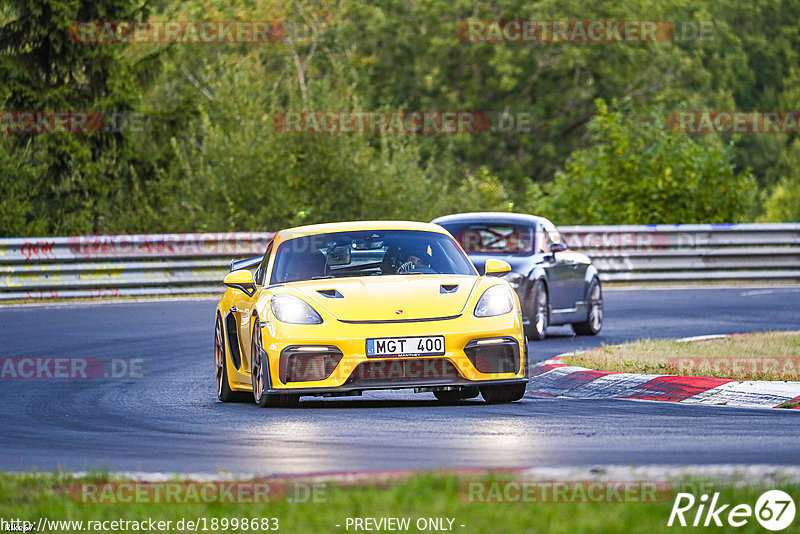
287,275,481,321
467,251,591,275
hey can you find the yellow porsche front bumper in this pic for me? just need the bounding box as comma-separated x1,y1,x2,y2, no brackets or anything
230,310,527,394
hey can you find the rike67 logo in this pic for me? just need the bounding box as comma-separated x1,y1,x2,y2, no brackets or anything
668,490,796,531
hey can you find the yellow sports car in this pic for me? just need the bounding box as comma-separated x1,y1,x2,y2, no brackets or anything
214,221,528,407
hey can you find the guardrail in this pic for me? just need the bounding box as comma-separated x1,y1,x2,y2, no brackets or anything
558,223,800,282
0,233,273,300
1,224,798,300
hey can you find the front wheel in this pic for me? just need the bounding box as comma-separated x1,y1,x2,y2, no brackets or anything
480,383,527,404
524,280,548,341
572,279,603,336
251,318,300,408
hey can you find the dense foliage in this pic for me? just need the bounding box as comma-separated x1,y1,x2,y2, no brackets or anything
1,0,797,236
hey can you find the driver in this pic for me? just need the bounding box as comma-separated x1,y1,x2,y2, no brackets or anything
396,245,434,273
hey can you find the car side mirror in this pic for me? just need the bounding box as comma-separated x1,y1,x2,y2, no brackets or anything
484,259,512,277
550,242,567,254
223,269,256,297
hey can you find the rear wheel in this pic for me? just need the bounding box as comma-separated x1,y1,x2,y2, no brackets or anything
524,280,548,341
215,314,249,402
572,279,603,336
433,387,479,402
251,317,300,408
480,383,527,404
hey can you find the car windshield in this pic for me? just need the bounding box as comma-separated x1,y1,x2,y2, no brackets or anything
270,229,477,284
442,223,535,255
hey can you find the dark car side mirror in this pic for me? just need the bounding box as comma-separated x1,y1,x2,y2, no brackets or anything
550,242,567,254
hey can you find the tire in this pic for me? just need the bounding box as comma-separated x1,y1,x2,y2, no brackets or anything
433,387,479,402
480,383,527,404
572,279,603,336
251,317,300,408
524,280,548,341
215,314,249,403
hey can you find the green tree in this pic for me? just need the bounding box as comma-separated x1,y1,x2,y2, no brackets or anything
0,0,152,235
4,0,800,235
539,99,756,224
757,139,800,222
123,0,513,233
759,177,800,222
0,136,47,236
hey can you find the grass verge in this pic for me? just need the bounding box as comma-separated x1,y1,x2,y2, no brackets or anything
0,472,798,533
562,331,800,381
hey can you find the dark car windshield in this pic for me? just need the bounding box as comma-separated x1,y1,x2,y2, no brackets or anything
270,229,477,284
441,223,535,255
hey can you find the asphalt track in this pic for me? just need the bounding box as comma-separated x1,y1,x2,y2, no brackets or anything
0,287,798,475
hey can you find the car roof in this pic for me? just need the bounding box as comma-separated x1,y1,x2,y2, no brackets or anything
276,220,451,242
431,212,552,227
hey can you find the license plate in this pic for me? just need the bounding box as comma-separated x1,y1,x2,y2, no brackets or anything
366,336,445,358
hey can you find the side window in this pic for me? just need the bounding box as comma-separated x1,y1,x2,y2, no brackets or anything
255,241,273,286
539,223,563,254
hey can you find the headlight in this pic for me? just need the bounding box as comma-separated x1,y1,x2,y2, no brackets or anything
474,285,514,317
503,272,524,291
270,294,323,324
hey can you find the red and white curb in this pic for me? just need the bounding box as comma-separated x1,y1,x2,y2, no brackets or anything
529,338,800,410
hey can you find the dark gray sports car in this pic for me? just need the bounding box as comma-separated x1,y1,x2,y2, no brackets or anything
432,212,602,340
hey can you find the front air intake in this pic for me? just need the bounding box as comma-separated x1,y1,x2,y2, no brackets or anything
279,346,343,383
463,338,520,374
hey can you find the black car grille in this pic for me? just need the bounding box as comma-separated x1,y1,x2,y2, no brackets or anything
463,337,520,374
280,346,343,383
